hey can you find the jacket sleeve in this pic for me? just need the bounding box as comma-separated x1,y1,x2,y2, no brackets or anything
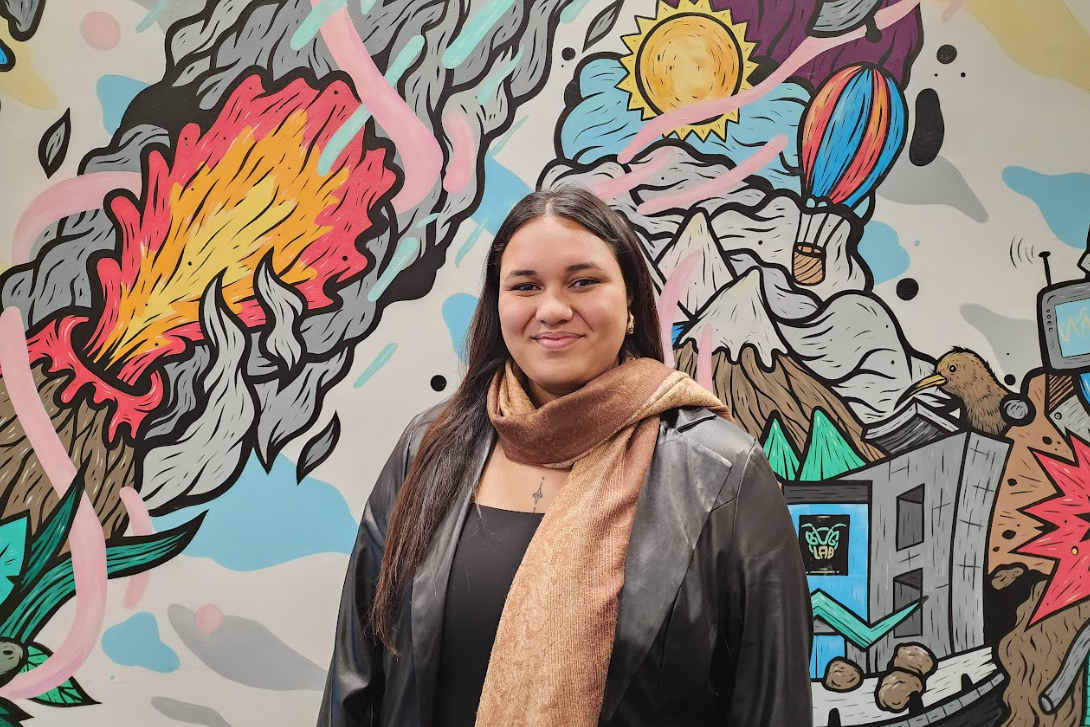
722,442,814,727
317,419,419,727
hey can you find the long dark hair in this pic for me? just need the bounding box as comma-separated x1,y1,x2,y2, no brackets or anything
369,186,664,648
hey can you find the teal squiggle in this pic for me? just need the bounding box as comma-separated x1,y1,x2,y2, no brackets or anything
442,0,517,69
367,237,420,302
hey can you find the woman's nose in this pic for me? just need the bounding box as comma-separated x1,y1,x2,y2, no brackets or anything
537,288,572,323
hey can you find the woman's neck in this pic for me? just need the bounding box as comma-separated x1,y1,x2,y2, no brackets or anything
524,362,624,407
526,380,577,407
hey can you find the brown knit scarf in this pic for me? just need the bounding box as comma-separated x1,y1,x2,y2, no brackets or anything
475,357,731,727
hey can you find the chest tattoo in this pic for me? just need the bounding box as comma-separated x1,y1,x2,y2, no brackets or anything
532,477,544,513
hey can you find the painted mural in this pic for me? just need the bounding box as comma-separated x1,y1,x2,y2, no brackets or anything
0,0,1089,724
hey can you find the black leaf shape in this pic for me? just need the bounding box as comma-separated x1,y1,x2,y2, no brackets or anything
297,413,342,483
38,109,71,178
583,0,624,51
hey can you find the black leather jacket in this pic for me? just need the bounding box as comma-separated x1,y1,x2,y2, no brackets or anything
319,405,814,726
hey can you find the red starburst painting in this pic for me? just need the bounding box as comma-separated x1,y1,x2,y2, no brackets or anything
1017,435,1090,625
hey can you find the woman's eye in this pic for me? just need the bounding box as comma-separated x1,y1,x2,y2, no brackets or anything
511,283,536,292
572,278,599,288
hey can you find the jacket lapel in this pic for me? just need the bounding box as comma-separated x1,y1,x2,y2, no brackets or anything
411,430,495,727
599,413,734,721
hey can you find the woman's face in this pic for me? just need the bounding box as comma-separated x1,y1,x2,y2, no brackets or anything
498,215,631,405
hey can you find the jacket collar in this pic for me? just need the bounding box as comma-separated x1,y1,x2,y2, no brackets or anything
409,407,731,726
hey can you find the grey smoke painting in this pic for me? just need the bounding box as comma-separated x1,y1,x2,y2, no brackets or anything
0,0,579,514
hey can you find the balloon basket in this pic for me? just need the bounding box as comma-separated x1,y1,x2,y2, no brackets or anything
793,243,825,286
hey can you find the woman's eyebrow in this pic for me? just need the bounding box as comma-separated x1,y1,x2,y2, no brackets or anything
504,263,605,280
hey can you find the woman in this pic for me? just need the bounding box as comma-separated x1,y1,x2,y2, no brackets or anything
319,187,813,727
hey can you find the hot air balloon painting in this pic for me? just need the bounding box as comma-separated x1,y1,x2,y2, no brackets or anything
793,63,907,286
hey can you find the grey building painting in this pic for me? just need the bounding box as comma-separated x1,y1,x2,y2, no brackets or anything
787,430,1010,673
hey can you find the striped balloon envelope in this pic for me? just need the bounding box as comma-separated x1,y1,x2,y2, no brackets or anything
799,63,907,209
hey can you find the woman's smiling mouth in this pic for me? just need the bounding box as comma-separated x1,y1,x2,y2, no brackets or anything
532,332,583,350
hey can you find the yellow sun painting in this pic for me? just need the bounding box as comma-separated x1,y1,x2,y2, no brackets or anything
617,0,758,141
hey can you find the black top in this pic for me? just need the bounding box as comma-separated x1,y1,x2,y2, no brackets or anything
433,503,544,727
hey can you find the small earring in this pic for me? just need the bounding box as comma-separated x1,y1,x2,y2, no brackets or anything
626,312,635,335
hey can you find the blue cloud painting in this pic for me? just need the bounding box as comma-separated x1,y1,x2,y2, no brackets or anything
151,454,358,571
560,56,810,192
101,612,180,673
1003,166,1090,249
857,221,910,285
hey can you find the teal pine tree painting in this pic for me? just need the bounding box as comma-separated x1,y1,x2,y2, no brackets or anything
799,408,865,481
762,414,800,481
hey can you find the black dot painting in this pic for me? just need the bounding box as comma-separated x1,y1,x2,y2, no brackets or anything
910,89,944,165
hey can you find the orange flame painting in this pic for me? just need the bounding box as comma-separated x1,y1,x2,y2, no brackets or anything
89,74,398,381
22,74,399,439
